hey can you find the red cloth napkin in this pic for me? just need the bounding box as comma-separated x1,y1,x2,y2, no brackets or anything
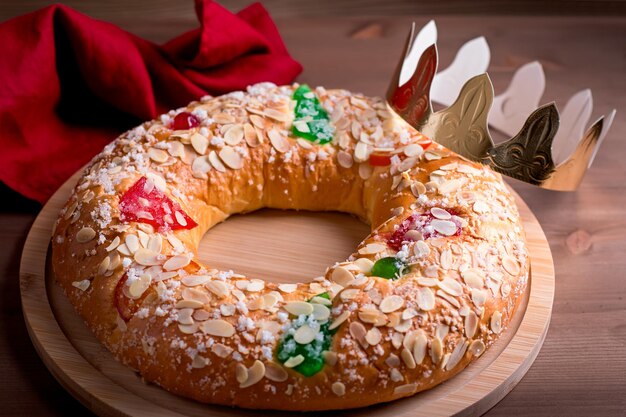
0,0,302,203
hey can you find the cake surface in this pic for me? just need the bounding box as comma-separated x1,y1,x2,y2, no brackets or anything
51,83,529,410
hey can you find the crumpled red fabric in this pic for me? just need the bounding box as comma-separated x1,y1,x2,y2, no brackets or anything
0,0,302,203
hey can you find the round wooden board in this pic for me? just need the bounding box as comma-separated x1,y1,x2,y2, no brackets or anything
20,171,554,417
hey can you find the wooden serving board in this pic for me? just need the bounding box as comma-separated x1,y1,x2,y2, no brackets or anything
20,172,554,417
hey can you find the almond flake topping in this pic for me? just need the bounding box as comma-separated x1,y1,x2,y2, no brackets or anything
331,266,355,287
278,283,297,293
416,287,436,311
284,355,304,368
200,319,235,337
328,311,350,330
191,133,209,155
358,242,386,255
134,248,161,266
431,219,458,236
380,295,404,313
284,301,313,316
76,227,96,243
264,362,288,382
72,280,90,292
268,128,290,153
491,311,503,334
219,146,244,169
208,150,226,173
331,381,346,396
239,360,265,388
294,324,318,344
163,254,191,271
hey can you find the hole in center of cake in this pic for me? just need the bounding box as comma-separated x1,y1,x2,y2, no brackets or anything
197,209,369,284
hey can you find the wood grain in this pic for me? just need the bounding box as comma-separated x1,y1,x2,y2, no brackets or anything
1,6,625,417
19,171,554,417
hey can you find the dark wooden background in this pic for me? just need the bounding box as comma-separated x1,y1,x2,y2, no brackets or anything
1,1,625,416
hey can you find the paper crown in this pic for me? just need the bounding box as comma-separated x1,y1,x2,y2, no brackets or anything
386,21,616,191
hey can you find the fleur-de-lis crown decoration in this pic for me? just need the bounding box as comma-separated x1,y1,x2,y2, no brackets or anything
386,22,616,191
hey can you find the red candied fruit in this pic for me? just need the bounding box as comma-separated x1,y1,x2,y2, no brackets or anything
119,177,197,231
387,210,462,250
114,273,136,322
171,111,200,130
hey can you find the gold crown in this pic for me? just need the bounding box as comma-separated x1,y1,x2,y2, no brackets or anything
386,23,616,191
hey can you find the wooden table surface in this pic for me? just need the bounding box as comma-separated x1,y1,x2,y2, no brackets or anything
1,3,625,416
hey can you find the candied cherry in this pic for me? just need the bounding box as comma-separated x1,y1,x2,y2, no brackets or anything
171,111,200,130
119,177,197,231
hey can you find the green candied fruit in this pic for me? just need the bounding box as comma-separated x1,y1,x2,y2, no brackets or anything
291,84,334,144
276,321,335,377
371,257,408,280
276,292,336,377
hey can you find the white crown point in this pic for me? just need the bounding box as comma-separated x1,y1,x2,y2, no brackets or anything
489,61,546,137
588,109,616,168
399,20,437,86
552,89,593,165
431,36,490,107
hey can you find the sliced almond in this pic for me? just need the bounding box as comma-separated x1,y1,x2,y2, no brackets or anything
219,146,244,170
163,254,191,271
462,268,484,289
278,283,298,293
416,287,435,311
331,266,355,287
76,227,96,243
235,363,248,384
284,301,313,316
72,280,90,292
491,311,502,334
337,151,354,168
209,150,226,173
358,242,386,255
331,381,346,396
465,311,479,339
206,280,229,297
264,362,288,382
438,278,463,297
268,128,290,153
430,336,443,364
328,311,350,330
224,124,244,146
469,339,486,356
200,319,235,337
192,156,212,178
503,256,521,276
359,163,373,180
403,143,423,157
134,248,161,266
191,133,209,155
365,327,382,345
148,147,169,163
125,234,140,254
284,355,304,368
413,331,428,364
240,360,265,388
430,207,451,220
431,219,458,236
312,303,330,321
445,339,468,371
394,383,417,395
401,347,416,369
294,325,318,344
129,273,152,298
380,295,404,313
105,236,120,252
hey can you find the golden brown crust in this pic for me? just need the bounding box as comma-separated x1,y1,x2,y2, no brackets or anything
51,83,528,410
